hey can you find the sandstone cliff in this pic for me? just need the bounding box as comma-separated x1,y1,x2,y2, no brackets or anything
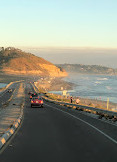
0,47,67,77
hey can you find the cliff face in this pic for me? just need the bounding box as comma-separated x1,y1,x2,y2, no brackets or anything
0,47,67,77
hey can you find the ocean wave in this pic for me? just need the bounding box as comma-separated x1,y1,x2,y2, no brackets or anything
97,78,108,81
95,81,101,84
106,86,112,90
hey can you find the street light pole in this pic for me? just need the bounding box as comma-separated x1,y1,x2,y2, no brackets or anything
107,98,109,110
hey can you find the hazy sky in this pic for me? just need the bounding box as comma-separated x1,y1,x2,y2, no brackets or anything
0,0,117,48
22,47,117,68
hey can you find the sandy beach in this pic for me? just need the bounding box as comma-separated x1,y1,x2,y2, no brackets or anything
35,77,75,91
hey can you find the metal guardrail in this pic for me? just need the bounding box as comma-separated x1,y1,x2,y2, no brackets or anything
43,97,117,117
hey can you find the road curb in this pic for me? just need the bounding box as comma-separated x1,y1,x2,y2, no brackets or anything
0,102,24,149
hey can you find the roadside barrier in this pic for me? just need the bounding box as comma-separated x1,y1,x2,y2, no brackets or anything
33,83,117,122
0,102,24,149
32,84,117,118
43,96,117,121
0,83,25,150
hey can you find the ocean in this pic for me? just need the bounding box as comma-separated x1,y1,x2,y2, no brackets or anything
51,74,117,104
0,83,7,89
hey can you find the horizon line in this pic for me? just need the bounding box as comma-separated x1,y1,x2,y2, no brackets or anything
17,46,117,50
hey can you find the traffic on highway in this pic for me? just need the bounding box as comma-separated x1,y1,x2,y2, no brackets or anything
0,82,117,162
29,92,44,108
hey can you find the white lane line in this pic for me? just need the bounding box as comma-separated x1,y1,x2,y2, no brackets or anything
45,103,117,145
78,108,117,127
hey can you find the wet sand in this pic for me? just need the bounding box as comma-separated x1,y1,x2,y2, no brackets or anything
48,78,74,91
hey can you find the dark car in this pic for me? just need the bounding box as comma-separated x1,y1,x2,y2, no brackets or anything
8,89,12,93
31,97,44,108
30,93,38,100
28,91,33,95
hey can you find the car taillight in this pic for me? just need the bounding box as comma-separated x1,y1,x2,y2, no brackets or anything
40,101,43,104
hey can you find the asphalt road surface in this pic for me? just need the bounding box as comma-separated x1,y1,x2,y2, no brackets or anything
0,83,18,108
0,84,117,162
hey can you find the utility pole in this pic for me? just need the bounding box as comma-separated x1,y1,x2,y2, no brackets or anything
107,98,109,110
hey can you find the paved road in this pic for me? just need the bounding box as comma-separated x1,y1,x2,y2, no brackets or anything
0,82,24,136
0,84,117,162
0,83,18,108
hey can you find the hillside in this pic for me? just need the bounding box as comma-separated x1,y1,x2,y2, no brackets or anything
57,64,117,75
0,47,67,77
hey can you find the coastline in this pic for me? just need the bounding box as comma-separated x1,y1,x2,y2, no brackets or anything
1,73,116,110
48,77,75,91
0,87,6,92
0,83,8,92
35,75,117,111
35,77,75,91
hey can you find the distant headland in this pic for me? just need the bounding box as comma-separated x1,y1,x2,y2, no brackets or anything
57,64,117,75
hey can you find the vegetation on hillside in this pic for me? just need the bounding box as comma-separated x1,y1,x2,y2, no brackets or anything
0,47,67,77
57,64,117,75
0,47,52,68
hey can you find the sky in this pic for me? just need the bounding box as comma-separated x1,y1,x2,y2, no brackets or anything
22,47,117,68
0,0,117,48
0,0,117,67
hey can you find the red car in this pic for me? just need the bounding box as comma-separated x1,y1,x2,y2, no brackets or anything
31,97,44,108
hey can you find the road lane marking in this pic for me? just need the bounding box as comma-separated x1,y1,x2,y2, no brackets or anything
78,108,117,127
45,103,117,145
